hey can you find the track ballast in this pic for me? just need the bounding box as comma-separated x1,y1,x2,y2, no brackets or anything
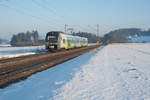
0,44,101,88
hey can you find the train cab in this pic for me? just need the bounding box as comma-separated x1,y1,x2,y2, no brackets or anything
45,31,63,50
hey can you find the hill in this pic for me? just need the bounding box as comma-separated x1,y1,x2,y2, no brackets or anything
102,28,150,43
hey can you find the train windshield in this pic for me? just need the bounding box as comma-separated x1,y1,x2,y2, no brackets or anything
46,32,59,42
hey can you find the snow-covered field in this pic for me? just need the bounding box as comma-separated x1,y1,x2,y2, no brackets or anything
0,43,150,100
52,43,150,100
0,45,46,59
0,44,94,59
129,36,150,43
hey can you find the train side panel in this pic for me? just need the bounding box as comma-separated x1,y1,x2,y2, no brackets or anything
59,33,68,49
45,31,88,51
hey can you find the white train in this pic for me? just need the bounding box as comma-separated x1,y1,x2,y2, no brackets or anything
45,31,88,50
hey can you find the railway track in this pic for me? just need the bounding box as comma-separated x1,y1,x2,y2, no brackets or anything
0,44,101,88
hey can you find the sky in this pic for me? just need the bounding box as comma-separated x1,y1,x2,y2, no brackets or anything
0,0,150,40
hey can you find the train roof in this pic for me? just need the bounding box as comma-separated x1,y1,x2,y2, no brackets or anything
46,31,87,39
46,31,64,34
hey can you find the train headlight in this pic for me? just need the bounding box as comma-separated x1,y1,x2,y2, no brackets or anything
50,46,54,48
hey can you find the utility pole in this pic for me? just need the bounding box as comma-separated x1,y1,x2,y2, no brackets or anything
64,24,68,34
96,24,100,43
96,24,99,37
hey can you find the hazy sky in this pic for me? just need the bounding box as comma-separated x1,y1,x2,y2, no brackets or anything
0,0,150,40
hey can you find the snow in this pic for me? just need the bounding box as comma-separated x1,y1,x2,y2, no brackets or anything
88,43,98,46
0,43,150,100
0,44,11,47
0,44,95,59
0,47,100,100
0,45,46,59
51,43,150,100
0,52,36,59
129,36,150,42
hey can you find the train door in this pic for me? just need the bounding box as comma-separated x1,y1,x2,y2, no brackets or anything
67,38,71,48
57,34,61,49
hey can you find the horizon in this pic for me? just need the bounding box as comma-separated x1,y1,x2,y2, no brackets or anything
0,0,150,40
0,27,150,41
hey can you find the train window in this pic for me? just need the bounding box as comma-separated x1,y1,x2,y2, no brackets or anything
49,36,56,38
63,39,65,44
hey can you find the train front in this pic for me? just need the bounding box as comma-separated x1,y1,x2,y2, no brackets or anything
45,31,59,50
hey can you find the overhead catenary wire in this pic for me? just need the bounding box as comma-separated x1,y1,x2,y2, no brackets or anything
0,0,96,33
0,3,63,29
0,0,11,2
43,0,58,12
7,1,63,27
31,0,68,27
88,25,97,32
31,0,93,33
70,24,97,34
16,1,63,26
32,0,65,19
43,0,70,18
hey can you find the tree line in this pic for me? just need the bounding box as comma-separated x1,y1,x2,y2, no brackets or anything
10,30,102,46
11,30,44,46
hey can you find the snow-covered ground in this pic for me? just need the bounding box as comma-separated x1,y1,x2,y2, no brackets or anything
0,45,46,59
129,36,150,43
0,44,11,47
0,43,150,100
51,43,150,100
0,44,95,59
0,46,100,100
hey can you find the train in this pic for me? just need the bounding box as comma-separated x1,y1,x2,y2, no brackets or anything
45,31,88,51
